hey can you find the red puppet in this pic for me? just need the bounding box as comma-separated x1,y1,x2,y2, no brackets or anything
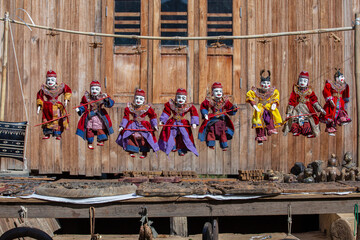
158,88,199,156
75,81,115,149
283,71,326,138
320,69,351,136
36,70,72,140
198,82,237,150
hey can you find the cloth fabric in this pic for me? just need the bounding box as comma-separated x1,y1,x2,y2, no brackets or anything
116,103,159,152
36,83,72,135
198,96,237,149
0,121,27,161
76,91,115,143
283,84,321,137
320,80,351,132
158,99,199,156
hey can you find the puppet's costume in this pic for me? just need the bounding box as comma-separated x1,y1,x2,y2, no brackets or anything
36,70,72,139
198,82,237,150
320,70,351,135
75,81,114,148
283,71,325,138
246,70,282,144
116,89,159,158
158,88,199,156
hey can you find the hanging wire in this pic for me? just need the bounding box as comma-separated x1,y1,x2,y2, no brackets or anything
8,20,30,167
15,8,35,31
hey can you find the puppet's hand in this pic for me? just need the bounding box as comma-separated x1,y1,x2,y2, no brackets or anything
192,124,197,129
321,109,326,115
159,121,164,126
118,126,124,132
64,100,68,107
271,103,277,111
75,108,82,116
330,100,336,107
37,106,41,115
253,105,261,112
154,126,158,131
204,114,209,120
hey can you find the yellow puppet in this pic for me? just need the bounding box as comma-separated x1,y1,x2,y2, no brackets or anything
246,70,282,145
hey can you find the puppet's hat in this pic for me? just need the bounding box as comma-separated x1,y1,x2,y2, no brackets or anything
299,71,309,79
334,68,343,78
260,69,271,82
176,88,187,95
212,82,223,90
90,80,101,87
135,89,146,97
46,70,57,78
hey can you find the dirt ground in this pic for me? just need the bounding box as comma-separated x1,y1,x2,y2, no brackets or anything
53,231,329,240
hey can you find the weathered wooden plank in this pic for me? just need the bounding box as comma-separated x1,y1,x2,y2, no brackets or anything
1,198,360,218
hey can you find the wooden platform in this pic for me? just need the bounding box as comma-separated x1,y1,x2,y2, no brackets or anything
0,193,360,219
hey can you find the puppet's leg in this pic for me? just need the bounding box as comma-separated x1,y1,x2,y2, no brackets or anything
290,122,301,136
126,134,140,157
325,121,336,136
206,125,216,149
139,136,150,159
175,133,188,156
217,121,228,151
86,129,95,149
337,111,351,126
255,128,266,145
96,129,107,146
302,122,314,138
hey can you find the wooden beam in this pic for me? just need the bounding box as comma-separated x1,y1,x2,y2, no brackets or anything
0,12,9,121
0,197,360,218
355,13,360,167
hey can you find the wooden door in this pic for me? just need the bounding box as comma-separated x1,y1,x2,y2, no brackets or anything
198,0,241,104
105,0,149,103
152,0,195,103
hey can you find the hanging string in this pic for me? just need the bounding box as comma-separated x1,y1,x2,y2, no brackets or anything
354,204,359,236
15,8,35,31
8,20,30,167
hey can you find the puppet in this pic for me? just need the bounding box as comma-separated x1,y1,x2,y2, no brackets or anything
158,88,199,156
75,81,114,149
246,70,282,145
116,89,159,158
283,71,326,138
198,82,237,151
320,69,351,136
36,70,72,140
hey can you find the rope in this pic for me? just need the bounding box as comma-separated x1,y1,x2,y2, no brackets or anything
89,206,101,240
0,17,354,41
355,204,359,236
8,19,29,167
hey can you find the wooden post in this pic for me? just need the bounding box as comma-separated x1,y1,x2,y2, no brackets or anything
170,217,188,237
0,12,9,121
356,13,360,167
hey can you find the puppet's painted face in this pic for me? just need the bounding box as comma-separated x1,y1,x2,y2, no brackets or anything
176,95,187,105
336,75,345,84
298,77,309,88
46,77,57,87
261,80,271,90
212,88,223,99
134,95,145,106
90,86,101,96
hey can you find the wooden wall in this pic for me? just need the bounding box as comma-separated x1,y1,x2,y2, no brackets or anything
0,0,359,176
